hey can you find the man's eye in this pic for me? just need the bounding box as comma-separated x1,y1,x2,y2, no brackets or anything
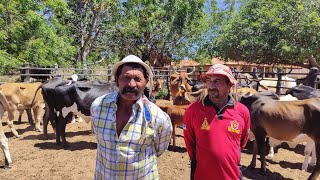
134,77,142,82
122,77,130,81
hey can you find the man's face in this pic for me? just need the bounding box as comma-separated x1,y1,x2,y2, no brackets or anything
205,74,232,102
117,65,147,102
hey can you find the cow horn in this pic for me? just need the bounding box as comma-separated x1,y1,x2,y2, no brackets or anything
308,56,320,69
173,67,180,75
272,64,278,73
286,65,293,74
187,66,195,75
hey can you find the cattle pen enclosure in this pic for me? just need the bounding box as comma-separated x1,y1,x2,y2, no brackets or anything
16,63,320,96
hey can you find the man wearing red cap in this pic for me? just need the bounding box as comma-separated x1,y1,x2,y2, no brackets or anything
183,64,250,180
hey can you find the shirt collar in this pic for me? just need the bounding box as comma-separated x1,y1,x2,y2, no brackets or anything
104,90,145,109
204,95,234,107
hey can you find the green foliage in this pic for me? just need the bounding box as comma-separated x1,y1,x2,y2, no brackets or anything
110,0,209,61
155,86,168,100
0,0,75,72
0,50,24,73
211,0,320,65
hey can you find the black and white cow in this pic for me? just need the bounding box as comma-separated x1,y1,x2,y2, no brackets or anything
41,77,69,139
42,78,117,147
286,84,320,100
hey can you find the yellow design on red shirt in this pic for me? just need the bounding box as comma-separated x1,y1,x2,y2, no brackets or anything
200,117,210,130
228,120,240,134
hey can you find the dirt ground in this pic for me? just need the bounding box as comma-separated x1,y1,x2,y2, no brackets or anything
0,116,318,180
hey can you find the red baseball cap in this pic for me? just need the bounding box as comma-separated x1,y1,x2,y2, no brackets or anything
200,64,237,85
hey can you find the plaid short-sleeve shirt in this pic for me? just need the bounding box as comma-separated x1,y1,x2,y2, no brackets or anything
91,91,172,180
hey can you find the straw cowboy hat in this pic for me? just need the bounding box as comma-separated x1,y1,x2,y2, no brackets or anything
111,55,153,81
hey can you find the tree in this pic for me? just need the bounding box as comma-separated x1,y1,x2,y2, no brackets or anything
65,0,120,68
109,0,210,67
0,0,75,72
211,0,320,66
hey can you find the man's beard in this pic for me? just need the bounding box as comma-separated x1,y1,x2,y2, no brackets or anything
208,88,220,99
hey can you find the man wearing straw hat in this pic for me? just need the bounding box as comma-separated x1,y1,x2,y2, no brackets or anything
91,55,173,179
183,64,250,180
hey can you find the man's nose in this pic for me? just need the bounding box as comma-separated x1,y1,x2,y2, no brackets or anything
128,78,137,87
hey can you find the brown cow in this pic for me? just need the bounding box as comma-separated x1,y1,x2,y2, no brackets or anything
152,78,165,96
240,95,320,180
0,82,44,137
170,67,195,105
156,99,187,147
237,87,257,96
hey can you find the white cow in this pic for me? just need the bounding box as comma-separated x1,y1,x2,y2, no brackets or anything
0,92,12,168
260,76,297,90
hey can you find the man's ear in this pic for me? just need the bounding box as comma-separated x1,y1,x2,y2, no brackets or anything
115,77,119,86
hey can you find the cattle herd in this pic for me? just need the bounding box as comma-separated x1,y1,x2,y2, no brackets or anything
1,65,320,180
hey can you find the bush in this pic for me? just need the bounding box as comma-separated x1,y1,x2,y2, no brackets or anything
155,87,169,100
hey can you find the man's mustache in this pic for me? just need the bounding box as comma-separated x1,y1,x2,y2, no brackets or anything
208,88,218,93
122,86,139,95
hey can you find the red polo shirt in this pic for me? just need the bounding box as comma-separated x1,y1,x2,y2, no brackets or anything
183,96,250,180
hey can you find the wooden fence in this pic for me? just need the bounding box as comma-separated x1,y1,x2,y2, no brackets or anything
17,63,320,95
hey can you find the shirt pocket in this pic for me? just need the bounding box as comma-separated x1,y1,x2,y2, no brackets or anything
141,127,155,151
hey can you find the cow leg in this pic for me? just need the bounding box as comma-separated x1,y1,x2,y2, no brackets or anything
42,108,49,139
0,109,12,169
55,113,62,146
18,109,34,125
0,133,12,169
255,129,267,175
43,105,56,139
17,111,23,124
248,140,257,169
172,124,176,148
310,142,316,167
26,109,34,126
307,141,320,180
32,106,42,132
6,112,20,138
302,140,315,171
267,146,275,159
267,137,281,159
61,113,73,148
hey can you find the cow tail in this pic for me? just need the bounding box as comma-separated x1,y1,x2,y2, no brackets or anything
31,84,43,107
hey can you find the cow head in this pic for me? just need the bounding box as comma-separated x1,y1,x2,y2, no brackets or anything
296,67,319,87
170,66,195,105
153,78,165,93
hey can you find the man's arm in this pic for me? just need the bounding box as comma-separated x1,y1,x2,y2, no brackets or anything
154,112,173,157
183,107,196,160
240,106,251,150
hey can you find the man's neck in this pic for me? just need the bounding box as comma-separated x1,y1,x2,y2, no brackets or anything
209,97,229,109
117,96,137,109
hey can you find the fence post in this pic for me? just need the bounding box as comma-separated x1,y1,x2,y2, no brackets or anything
107,64,112,82
24,62,30,82
276,70,282,95
83,64,89,80
53,63,59,77
166,68,171,100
